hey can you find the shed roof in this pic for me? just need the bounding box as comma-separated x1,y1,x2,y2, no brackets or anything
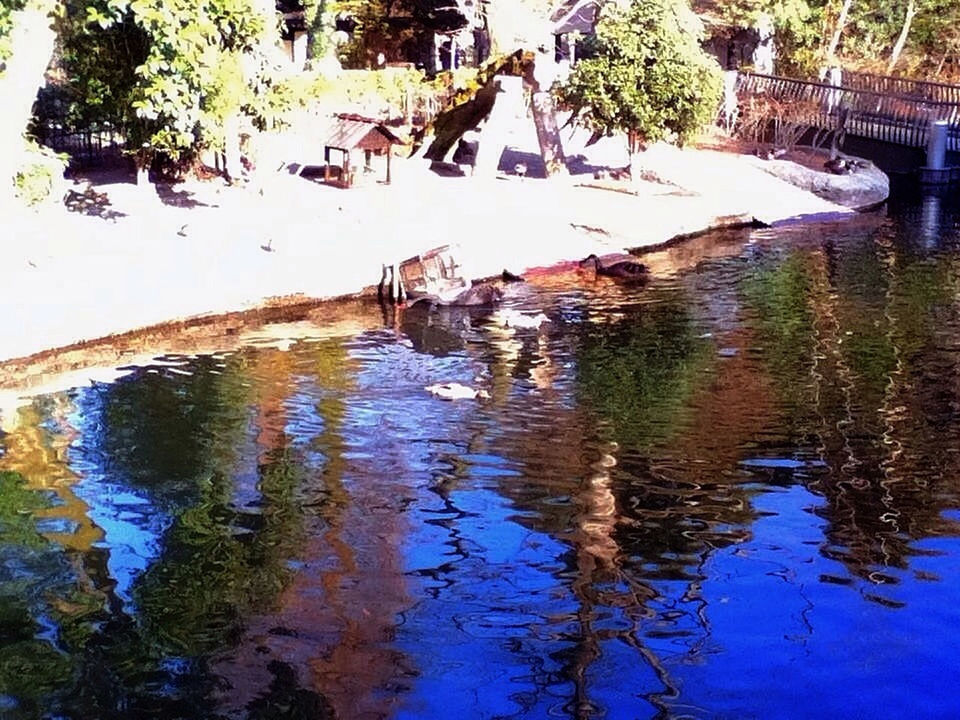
551,0,601,35
550,0,732,35
323,115,402,152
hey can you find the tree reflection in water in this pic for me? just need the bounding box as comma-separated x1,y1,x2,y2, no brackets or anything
0,200,959,717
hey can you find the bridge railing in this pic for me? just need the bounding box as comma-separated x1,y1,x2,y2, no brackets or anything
735,72,960,151
839,69,960,105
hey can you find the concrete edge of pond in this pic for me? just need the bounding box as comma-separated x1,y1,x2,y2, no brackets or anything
0,148,888,392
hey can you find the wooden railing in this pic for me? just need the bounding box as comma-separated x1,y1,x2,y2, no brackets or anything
735,72,960,150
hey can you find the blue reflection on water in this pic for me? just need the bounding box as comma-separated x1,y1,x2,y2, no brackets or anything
67,386,170,609
2,198,960,718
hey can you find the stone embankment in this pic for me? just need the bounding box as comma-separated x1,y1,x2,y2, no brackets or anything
0,143,888,371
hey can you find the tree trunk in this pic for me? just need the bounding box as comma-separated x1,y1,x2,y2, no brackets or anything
223,112,243,183
530,91,567,178
530,53,567,178
935,53,947,75
0,5,57,209
825,0,854,63
887,0,917,74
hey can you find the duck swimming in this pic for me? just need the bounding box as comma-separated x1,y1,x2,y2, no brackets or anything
579,254,649,282
490,308,549,329
425,383,490,401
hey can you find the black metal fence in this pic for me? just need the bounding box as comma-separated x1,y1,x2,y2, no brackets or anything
736,72,960,151
36,122,127,168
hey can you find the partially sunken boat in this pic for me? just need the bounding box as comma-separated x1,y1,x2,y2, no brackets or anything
380,245,504,307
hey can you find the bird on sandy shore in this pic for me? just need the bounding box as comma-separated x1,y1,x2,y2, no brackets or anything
755,147,787,161
579,254,649,282
823,157,851,174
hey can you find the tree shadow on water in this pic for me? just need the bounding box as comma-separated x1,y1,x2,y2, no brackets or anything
245,660,335,720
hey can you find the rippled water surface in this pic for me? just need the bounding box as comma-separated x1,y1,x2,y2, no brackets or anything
2,194,960,719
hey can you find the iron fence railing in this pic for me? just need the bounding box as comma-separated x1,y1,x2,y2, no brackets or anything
36,122,126,168
736,72,960,151
839,69,960,105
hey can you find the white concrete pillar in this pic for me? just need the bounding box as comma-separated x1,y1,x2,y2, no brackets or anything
927,120,949,170
292,32,308,71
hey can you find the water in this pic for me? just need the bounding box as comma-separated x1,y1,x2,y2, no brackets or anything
2,194,960,719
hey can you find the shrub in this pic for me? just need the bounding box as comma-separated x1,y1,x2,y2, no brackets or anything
558,0,723,149
13,141,67,207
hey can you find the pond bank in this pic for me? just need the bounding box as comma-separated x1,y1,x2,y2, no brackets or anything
0,145,887,373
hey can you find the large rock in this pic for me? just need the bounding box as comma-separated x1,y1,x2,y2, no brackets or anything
745,153,889,210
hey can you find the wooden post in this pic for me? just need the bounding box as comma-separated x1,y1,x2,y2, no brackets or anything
386,147,392,185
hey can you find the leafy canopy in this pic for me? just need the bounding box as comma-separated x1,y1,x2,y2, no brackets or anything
70,0,287,160
559,0,723,147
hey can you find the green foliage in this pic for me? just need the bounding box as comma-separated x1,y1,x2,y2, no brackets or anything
739,252,817,418
576,291,713,450
54,0,289,165
328,0,400,68
0,471,50,547
134,451,306,654
10,139,66,206
707,0,960,79
0,1,26,68
126,0,282,158
302,0,330,60
324,66,428,113
559,0,723,147
51,2,147,129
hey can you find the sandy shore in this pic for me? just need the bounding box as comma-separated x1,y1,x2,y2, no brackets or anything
0,140,876,368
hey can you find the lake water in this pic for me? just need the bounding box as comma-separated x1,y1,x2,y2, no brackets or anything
1,192,959,719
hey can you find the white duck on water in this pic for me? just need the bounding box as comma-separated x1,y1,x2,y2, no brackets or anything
490,308,550,329
425,383,490,401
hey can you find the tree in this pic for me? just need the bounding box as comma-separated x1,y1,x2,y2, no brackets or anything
52,1,147,129
0,0,59,209
559,0,723,150
915,0,960,76
824,0,852,64
70,0,288,180
886,0,916,72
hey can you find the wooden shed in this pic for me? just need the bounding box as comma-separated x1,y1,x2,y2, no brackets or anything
322,114,402,188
